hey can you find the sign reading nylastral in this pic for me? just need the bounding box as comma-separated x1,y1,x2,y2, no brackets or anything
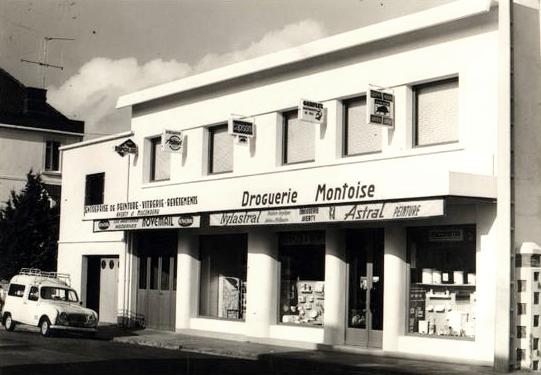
93,215,200,232
210,199,444,226
367,86,394,127
161,129,183,153
298,98,325,123
228,118,255,138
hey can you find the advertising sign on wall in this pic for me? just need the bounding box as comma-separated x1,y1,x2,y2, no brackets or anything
161,129,184,153
367,86,394,127
210,199,444,226
93,215,200,232
228,118,255,138
298,98,325,124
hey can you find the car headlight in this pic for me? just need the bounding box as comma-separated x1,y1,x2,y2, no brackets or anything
57,312,68,325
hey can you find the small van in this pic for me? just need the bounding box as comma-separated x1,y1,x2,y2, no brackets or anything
1,269,98,337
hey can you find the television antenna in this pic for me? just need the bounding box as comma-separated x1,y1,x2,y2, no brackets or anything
20,36,74,87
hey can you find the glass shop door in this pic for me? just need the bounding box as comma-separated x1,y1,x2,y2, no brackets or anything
345,229,384,348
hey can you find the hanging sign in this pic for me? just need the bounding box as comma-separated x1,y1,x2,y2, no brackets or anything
228,118,255,138
210,199,444,226
161,129,183,153
367,86,394,127
298,98,325,124
114,139,138,157
93,215,200,232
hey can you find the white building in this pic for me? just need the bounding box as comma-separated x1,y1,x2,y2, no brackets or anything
58,1,541,371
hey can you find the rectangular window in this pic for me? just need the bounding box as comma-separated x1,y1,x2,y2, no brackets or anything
150,137,170,181
535,315,539,327
518,280,527,292
199,234,247,320
45,140,61,171
518,303,527,315
407,225,476,339
283,110,315,164
414,78,459,146
535,292,539,305
8,284,25,297
535,338,539,350
139,257,147,289
84,172,105,206
279,231,325,326
517,326,527,339
344,96,381,155
209,125,233,174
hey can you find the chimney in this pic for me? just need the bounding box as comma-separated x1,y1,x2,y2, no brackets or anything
24,87,49,114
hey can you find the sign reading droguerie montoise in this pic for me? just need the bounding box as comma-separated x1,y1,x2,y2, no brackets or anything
93,215,200,232
210,199,444,226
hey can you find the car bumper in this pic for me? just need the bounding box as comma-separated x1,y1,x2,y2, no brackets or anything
50,325,97,332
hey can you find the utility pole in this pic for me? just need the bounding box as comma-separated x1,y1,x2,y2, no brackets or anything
20,36,74,87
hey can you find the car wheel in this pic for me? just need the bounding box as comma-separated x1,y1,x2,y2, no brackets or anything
4,314,15,331
40,317,52,337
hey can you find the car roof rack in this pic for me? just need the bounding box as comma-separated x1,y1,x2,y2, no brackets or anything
19,268,71,285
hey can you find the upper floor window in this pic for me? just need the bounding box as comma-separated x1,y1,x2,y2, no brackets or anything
283,110,314,165
85,172,104,206
150,137,170,181
344,96,382,156
45,140,61,172
209,124,233,174
414,78,459,147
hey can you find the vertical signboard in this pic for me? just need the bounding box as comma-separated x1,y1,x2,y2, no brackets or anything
367,86,394,127
161,129,183,153
298,99,325,123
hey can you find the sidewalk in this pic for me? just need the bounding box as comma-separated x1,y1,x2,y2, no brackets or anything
111,329,519,374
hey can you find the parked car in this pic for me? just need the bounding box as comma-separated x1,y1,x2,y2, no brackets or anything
1,269,98,337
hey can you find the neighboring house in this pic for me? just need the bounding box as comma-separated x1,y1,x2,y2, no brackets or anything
58,1,541,372
0,67,84,205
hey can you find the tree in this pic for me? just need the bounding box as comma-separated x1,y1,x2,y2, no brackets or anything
0,171,59,280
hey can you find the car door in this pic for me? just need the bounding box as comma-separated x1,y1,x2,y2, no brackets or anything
23,286,40,325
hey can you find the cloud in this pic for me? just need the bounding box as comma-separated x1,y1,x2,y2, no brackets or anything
47,19,328,138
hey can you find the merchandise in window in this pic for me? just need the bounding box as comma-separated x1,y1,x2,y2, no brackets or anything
150,137,170,181
414,78,459,146
45,140,61,171
344,97,382,156
209,124,233,174
283,110,315,164
199,234,247,320
407,225,476,339
279,231,325,326
84,172,105,206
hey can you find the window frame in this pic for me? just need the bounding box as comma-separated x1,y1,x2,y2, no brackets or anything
84,172,105,206
149,136,170,182
282,109,315,165
413,77,459,148
45,140,61,172
208,124,233,175
342,95,383,157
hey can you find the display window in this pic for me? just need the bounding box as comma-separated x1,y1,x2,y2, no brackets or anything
407,225,476,340
199,234,247,320
279,231,325,326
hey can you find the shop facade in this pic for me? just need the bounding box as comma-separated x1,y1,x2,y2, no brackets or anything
57,1,541,371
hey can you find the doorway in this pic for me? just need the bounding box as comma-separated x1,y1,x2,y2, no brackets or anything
85,255,119,324
345,229,384,347
136,231,177,331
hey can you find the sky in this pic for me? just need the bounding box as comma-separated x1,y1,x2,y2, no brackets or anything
0,0,453,139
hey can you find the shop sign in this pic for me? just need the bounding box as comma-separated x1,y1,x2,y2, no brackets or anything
228,118,255,138
428,229,463,242
114,139,138,157
93,215,200,232
209,199,444,226
298,98,325,124
161,129,183,153
84,195,198,220
367,86,394,127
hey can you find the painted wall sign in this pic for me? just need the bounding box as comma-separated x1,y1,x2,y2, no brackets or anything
367,86,394,127
84,195,198,220
298,98,325,124
161,129,183,153
209,199,444,226
93,215,200,232
228,118,255,138
114,139,138,157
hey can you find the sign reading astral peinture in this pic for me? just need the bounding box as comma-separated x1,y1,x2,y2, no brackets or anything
210,199,444,226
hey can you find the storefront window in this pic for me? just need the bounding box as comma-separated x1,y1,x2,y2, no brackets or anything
279,231,325,326
199,234,247,320
407,225,476,339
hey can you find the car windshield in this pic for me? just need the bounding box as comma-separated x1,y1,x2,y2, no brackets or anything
40,287,78,302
